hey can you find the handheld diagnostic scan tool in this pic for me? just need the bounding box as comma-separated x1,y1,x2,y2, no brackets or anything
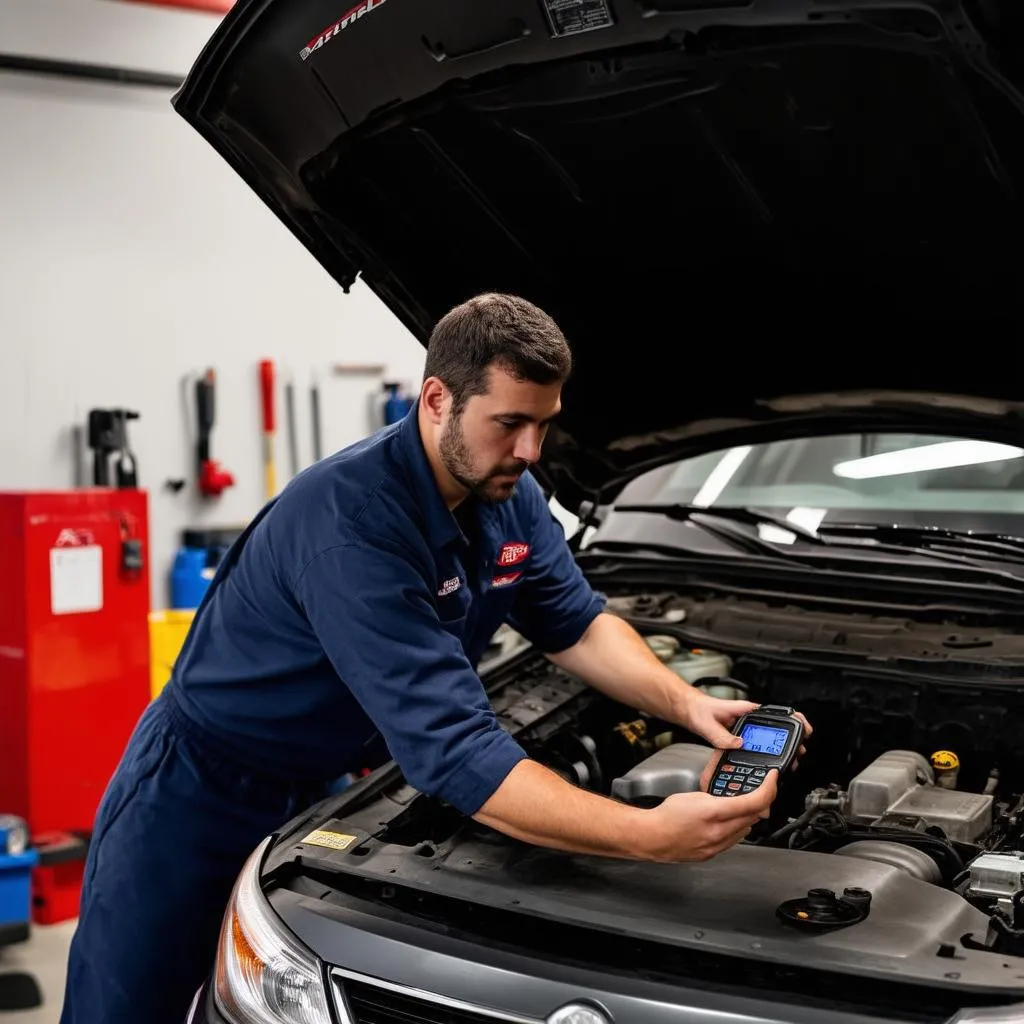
709,704,803,797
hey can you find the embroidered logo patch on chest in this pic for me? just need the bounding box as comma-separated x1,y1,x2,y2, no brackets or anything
490,571,523,588
437,576,461,597
497,542,530,567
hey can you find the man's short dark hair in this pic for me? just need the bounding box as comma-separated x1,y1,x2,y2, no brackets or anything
423,293,572,413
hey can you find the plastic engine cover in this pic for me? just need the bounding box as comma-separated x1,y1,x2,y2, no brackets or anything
611,743,713,804
846,750,994,844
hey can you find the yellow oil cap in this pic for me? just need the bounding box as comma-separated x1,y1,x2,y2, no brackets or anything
931,750,960,772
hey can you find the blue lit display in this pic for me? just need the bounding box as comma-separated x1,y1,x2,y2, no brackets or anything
740,723,788,756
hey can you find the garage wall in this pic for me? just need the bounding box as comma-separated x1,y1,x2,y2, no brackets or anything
0,0,219,75
0,0,427,609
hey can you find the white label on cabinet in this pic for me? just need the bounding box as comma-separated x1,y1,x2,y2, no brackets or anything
50,545,103,615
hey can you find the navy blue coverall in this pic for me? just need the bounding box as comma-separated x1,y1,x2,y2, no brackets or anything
60,406,605,1024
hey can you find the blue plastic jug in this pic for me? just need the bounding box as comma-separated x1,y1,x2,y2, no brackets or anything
170,546,210,609
383,382,413,425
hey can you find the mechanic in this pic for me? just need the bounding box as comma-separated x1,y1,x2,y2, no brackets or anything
60,292,811,1024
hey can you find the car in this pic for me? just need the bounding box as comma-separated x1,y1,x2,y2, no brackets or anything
172,1,1024,1021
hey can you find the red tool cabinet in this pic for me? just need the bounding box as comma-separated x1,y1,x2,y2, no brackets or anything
0,490,151,839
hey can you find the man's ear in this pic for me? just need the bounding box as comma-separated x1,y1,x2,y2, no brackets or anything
420,376,448,426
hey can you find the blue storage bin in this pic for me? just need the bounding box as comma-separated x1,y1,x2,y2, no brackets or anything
0,848,39,941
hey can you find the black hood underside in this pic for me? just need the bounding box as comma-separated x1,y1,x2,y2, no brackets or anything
174,0,1024,509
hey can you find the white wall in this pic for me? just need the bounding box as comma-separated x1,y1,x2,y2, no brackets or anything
0,0,227,76
0,0,426,609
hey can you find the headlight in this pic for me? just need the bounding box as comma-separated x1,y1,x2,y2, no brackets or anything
214,837,332,1024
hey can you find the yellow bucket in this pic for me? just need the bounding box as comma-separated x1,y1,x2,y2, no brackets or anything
148,610,196,700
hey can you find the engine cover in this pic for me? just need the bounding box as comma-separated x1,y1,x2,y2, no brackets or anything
610,743,712,804
846,750,994,844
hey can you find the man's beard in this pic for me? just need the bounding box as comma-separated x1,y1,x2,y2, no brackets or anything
439,415,526,504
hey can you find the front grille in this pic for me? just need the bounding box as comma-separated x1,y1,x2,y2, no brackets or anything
342,979,525,1024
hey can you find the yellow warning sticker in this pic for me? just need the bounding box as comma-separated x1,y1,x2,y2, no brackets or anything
300,828,359,851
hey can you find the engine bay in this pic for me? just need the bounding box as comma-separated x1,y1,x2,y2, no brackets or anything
598,620,1024,966
272,591,1024,999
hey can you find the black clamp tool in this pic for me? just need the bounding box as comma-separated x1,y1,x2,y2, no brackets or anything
87,408,139,488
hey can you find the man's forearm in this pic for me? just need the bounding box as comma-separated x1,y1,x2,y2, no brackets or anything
472,759,653,859
546,612,695,722
473,756,777,864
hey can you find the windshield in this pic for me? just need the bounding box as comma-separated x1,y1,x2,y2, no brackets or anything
609,433,1024,535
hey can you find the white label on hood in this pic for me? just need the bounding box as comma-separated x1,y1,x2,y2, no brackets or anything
543,0,614,37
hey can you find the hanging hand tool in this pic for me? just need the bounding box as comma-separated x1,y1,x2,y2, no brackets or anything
284,375,299,478
310,373,323,463
115,408,139,488
196,369,235,497
259,359,277,499
86,408,139,488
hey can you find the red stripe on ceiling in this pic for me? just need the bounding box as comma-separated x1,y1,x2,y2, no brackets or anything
118,0,236,13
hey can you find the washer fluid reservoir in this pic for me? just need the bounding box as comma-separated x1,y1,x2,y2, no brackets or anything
643,635,740,697
669,648,737,695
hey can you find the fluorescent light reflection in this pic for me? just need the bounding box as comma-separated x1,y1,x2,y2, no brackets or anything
834,441,1024,480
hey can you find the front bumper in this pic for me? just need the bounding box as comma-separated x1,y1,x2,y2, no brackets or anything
188,956,913,1024
184,880,920,1024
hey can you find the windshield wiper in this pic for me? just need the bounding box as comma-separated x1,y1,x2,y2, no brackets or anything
816,524,1024,567
609,504,829,562
613,504,829,543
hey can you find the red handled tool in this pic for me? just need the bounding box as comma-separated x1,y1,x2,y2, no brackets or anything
259,359,277,499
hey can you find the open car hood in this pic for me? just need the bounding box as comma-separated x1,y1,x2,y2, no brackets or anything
173,0,1024,512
